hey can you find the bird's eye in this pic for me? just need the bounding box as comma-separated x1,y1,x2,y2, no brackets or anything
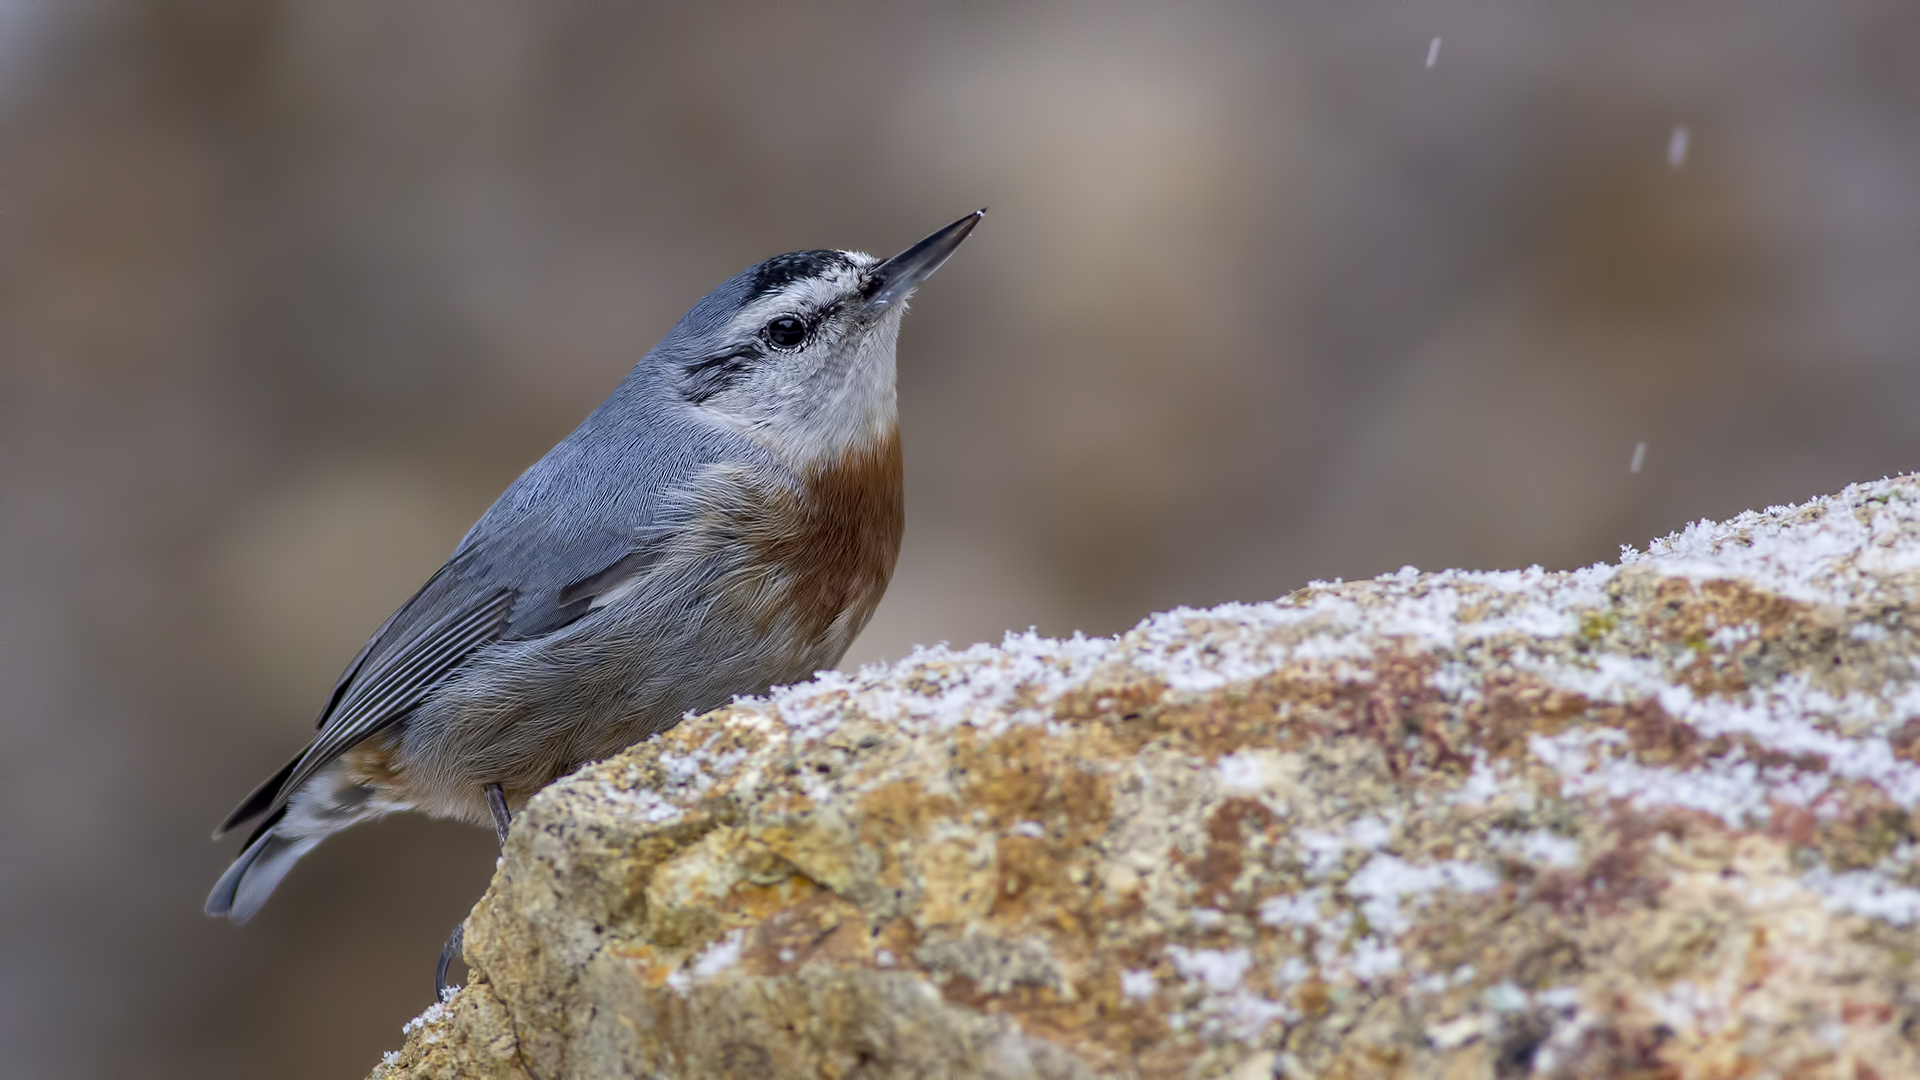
764,315,808,350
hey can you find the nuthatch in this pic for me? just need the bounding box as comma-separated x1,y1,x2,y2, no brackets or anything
207,212,984,962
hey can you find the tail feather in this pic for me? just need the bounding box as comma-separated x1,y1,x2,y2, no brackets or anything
205,817,321,924
214,753,301,838
207,760,407,923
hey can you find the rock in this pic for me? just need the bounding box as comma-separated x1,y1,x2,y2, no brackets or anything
371,477,1920,1079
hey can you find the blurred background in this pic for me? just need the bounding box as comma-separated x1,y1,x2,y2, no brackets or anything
3,2,1916,1076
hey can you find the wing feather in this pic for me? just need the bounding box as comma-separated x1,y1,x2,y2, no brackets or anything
267,587,518,810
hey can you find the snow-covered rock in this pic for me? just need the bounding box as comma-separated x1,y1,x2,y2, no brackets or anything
374,476,1920,1079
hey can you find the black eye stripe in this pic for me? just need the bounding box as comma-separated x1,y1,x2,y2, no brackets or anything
679,299,846,406
679,344,759,404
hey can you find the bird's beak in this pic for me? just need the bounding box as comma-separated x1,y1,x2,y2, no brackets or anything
864,209,985,311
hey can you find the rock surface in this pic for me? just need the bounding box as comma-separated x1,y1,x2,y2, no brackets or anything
372,477,1920,1079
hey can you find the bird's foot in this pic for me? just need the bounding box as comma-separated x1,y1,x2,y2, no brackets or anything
485,782,511,846
435,924,464,998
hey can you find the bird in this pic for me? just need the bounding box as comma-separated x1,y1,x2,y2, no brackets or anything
206,211,984,973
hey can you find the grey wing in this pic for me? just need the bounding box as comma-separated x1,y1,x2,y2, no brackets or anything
214,562,521,834
213,404,776,836
279,584,519,797
214,540,668,837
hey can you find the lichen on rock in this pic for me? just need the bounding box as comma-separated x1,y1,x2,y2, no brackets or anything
372,477,1920,1079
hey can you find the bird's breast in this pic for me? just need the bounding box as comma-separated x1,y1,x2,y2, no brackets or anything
742,425,904,661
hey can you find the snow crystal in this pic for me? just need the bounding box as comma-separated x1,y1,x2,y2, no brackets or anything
600,782,683,825
1346,816,1394,851
1412,963,1478,996
1346,855,1498,936
1221,990,1295,1038
1483,980,1530,1013
1257,853,1496,985
1801,867,1920,926
1490,829,1582,869
1273,955,1313,986
1531,730,1798,825
1259,888,1330,929
1708,623,1756,649
667,930,746,995
747,629,1116,742
692,929,745,978
1215,752,1269,793
401,1001,445,1036
1647,979,1730,1035
1537,985,1582,1010
1120,968,1158,1000
1527,656,1920,826
1450,755,1507,806
1346,937,1402,981
1166,946,1253,993
1630,477,1915,607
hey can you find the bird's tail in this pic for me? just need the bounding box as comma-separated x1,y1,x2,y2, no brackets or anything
205,760,404,923
205,813,320,924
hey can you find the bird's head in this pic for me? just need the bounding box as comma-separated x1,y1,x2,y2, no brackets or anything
655,211,982,469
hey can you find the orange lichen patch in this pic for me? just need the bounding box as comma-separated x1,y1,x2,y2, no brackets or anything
1180,797,1276,907
950,727,1112,838
1891,719,1920,764
915,840,997,929
1125,680,1314,760
1323,652,1466,778
1109,650,1470,773
1293,977,1332,1018
855,779,956,845
1595,697,1700,766
1464,673,1591,759
739,888,874,978
721,873,826,922
870,917,922,966
921,947,1170,1078
854,778,958,893
1638,575,1850,696
1645,577,1805,646
603,939,680,989
753,790,817,818
1050,675,1167,728
987,835,1102,946
748,818,862,898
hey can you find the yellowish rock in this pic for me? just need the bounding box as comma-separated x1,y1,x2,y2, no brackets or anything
373,477,1920,1079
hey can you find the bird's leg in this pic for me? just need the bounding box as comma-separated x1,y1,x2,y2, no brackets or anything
435,926,464,998
434,784,515,996
485,782,511,846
